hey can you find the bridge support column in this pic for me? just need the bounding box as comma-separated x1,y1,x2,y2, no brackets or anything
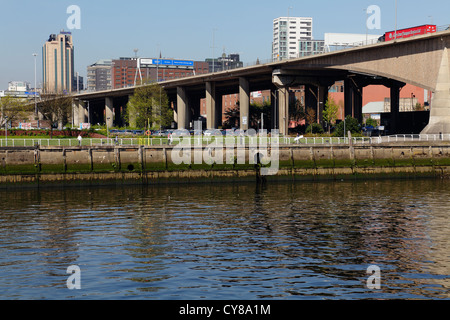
37,110,44,121
344,78,363,124
206,82,217,129
239,77,250,131
390,85,401,134
317,86,329,124
305,84,329,125
422,47,450,134
305,85,317,125
344,79,354,118
105,97,114,128
177,87,189,130
73,101,79,127
278,87,290,136
271,87,279,130
78,100,87,125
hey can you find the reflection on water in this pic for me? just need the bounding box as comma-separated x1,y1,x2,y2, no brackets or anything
0,179,449,299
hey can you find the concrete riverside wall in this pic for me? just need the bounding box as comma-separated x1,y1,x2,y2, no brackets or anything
1,144,450,187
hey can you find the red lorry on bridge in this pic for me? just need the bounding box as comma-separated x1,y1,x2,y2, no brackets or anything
379,25,437,42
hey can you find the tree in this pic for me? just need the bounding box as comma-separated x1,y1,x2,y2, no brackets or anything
0,95,33,128
305,123,324,134
323,97,339,133
39,91,73,134
223,104,240,129
126,83,172,129
250,100,271,130
333,116,361,137
305,107,316,133
365,117,378,127
289,99,305,123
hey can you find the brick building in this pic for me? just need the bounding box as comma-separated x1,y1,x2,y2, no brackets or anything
111,58,209,89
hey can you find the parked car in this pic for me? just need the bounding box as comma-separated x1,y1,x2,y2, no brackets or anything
172,129,190,137
203,129,222,136
153,130,169,137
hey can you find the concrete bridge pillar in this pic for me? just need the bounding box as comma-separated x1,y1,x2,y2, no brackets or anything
278,87,290,136
213,92,223,129
344,79,353,118
304,84,329,125
239,77,250,131
390,85,401,134
105,97,114,128
38,110,44,121
344,79,363,124
305,84,316,122
72,101,79,127
78,100,87,125
317,86,329,124
206,82,217,129
177,86,189,129
271,87,279,130
422,47,450,134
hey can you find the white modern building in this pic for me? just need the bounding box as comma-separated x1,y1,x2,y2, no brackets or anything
273,17,313,60
1,81,33,98
8,81,30,92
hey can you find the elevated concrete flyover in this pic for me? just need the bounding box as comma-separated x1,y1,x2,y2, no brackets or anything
271,30,450,134
73,29,450,135
163,64,275,131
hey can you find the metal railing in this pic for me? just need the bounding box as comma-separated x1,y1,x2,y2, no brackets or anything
1,134,449,148
377,134,450,143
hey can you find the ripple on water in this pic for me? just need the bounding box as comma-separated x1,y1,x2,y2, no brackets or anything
0,179,449,299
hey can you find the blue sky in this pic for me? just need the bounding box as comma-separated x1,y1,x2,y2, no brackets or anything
0,0,449,90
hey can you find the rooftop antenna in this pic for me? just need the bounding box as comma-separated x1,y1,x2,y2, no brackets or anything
222,46,226,70
211,28,218,72
134,49,142,86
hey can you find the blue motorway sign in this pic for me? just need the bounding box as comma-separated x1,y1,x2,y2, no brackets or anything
150,59,194,67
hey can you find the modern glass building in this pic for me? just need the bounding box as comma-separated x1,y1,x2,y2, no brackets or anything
87,59,112,92
298,40,325,57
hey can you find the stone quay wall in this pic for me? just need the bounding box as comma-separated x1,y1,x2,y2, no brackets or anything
1,143,450,188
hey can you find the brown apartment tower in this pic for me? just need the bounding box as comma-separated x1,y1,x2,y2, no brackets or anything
42,30,74,93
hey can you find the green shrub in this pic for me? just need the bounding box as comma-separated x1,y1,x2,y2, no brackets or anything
305,123,324,134
333,116,361,137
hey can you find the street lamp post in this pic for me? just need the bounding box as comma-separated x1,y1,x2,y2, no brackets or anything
107,117,110,140
33,53,37,118
344,117,346,141
364,8,368,44
395,0,398,40
212,28,218,72
5,116,8,147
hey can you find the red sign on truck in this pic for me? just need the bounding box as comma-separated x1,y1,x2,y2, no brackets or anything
385,25,437,41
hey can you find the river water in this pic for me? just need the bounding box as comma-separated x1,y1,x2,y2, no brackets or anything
0,178,449,300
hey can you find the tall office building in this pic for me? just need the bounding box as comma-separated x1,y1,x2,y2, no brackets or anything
87,59,112,92
273,17,313,60
42,30,74,93
206,53,243,73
